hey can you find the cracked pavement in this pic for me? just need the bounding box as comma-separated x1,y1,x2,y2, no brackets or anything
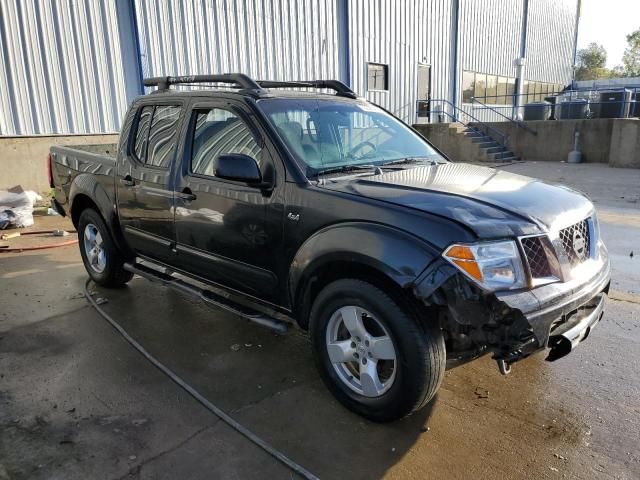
1,162,639,479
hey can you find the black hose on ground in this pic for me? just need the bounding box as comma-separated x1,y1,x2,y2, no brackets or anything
84,278,319,480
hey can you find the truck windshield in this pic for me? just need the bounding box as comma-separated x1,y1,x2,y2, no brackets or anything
257,98,446,176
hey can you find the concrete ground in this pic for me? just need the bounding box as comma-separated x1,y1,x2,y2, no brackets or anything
1,162,639,480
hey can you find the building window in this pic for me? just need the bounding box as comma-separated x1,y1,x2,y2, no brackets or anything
497,77,508,105
474,73,487,102
462,71,475,103
462,70,528,106
522,81,566,104
506,78,516,105
485,75,498,105
367,63,388,91
521,81,530,104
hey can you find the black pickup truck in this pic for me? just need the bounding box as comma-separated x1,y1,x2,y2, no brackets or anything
50,74,610,422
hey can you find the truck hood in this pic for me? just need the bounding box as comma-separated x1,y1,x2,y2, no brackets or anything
319,163,594,238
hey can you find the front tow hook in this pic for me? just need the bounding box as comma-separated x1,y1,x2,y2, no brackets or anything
497,359,512,375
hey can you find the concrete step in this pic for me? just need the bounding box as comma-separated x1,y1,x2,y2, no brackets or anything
476,141,498,148
470,136,492,143
464,131,485,138
493,151,515,159
493,155,519,162
484,146,507,154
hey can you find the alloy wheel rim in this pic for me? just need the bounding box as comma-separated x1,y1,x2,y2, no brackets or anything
325,305,397,398
83,223,106,273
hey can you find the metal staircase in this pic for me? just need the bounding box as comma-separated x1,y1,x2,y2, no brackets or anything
426,99,528,163
462,126,519,162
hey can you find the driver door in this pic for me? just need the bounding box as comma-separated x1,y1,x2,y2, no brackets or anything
173,100,284,302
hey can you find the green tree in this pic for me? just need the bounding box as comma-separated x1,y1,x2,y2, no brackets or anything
621,29,640,77
575,43,612,80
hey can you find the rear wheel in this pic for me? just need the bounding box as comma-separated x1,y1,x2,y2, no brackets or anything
78,209,132,287
310,279,445,422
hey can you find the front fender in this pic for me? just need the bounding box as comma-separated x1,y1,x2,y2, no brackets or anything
288,222,440,304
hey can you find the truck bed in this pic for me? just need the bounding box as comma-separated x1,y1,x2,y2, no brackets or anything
67,143,118,158
50,143,119,216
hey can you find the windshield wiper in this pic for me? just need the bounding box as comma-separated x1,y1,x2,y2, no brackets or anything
381,157,445,166
314,164,380,177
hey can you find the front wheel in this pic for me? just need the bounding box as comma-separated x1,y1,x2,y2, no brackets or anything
310,279,445,422
78,208,133,287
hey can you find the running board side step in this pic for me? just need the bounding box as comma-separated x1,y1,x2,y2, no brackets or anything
124,262,289,334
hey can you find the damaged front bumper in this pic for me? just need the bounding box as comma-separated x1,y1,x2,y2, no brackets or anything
414,252,611,368
495,256,610,362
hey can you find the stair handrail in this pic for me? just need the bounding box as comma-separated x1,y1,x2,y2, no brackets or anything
470,97,538,135
426,99,509,146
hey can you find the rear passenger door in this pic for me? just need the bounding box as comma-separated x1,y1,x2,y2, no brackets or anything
173,100,284,302
117,102,185,264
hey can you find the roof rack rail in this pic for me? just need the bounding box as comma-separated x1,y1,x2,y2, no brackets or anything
143,74,262,92
257,80,357,98
142,74,358,98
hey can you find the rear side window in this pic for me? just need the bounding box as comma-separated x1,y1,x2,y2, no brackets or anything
132,105,182,167
147,106,182,168
133,106,153,161
191,108,261,177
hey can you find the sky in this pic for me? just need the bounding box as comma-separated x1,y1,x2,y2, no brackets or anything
577,0,640,68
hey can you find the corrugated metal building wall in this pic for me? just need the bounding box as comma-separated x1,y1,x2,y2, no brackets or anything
134,0,344,89
348,0,454,123
0,0,579,136
0,0,138,136
459,0,524,81
525,0,578,84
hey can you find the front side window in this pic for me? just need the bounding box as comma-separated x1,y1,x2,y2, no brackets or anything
257,98,445,175
191,108,261,177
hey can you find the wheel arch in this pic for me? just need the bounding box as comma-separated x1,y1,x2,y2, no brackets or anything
289,222,440,329
69,175,132,258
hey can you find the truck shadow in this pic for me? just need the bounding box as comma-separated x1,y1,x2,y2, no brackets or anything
98,280,438,479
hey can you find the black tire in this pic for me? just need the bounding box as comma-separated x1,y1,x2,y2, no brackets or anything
310,279,445,422
77,208,133,287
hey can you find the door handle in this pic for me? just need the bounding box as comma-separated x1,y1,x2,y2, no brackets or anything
120,175,136,187
179,188,197,202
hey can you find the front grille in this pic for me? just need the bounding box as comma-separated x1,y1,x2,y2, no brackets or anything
521,236,553,278
559,219,591,266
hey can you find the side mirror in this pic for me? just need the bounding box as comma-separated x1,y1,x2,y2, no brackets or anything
214,154,264,187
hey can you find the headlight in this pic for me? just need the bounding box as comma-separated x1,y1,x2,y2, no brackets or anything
443,240,527,291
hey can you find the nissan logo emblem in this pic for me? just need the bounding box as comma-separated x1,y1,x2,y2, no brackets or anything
572,230,586,257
